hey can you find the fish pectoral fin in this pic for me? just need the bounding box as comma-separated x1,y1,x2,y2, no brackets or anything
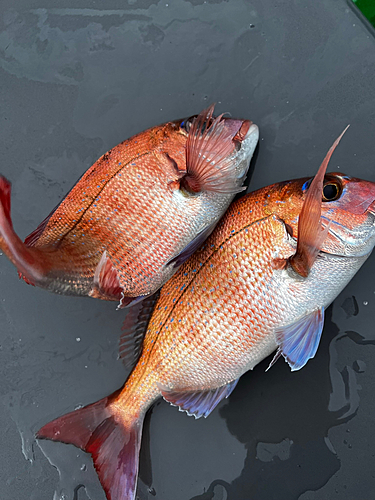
182,104,247,194
267,308,325,372
167,221,217,268
90,250,124,303
118,291,160,370
290,127,349,277
159,378,240,419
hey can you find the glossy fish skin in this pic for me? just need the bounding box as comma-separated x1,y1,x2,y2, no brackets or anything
37,149,375,500
0,106,259,306
115,175,375,397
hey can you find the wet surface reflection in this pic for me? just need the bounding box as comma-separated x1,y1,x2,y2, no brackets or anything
1,0,375,499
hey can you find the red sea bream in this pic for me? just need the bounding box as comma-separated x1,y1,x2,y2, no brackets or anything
0,105,258,307
37,134,375,500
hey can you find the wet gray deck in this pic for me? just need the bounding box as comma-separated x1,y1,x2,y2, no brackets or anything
0,1,374,499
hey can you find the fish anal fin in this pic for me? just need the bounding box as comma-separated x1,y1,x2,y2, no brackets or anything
167,221,217,269
290,126,349,277
268,308,325,372
37,393,144,500
91,251,124,302
119,292,160,370
182,104,253,194
159,378,239,419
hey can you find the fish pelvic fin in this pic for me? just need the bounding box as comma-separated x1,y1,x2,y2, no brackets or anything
290,126,349,277
0,176,51,286
37,392,144,500
182,104,248,194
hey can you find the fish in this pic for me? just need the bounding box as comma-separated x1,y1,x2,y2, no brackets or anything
36,132,375,500
0,105,259,307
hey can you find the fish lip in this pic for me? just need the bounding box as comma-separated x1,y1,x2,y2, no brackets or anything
239,122,259,148
319,250,366,259
233,120,252,142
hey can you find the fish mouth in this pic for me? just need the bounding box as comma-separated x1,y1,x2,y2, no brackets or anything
233,120,252,142
235,121,259,150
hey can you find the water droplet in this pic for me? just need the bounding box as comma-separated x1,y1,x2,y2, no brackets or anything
249,24,255,28
363,301,368,306
353,359,366,373
74,404,84,410
76,337,81,342
80,464,87,471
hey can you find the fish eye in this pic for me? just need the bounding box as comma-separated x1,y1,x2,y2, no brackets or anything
180,116,196,133
322,181,342,202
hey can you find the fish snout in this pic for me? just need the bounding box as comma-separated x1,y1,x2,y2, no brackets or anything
222,119,257,143
232,120,252,142
368,199,375,216
362,180,375,216
230,120,259,153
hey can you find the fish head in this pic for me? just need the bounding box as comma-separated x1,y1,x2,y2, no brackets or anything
156,110,259,178
318,173,375,257
273,173,375,259
141,107,258,192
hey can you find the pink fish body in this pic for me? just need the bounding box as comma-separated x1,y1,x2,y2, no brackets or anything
0,105,259,307
37,134,375,499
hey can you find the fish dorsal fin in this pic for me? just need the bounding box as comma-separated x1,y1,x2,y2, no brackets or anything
167,220,217,269
159,378,239,419
290,126,349,277
118,292,159,370
182,104,246,194
267,308,325,372
91,251,124,302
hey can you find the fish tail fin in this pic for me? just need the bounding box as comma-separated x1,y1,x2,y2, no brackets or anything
182,104,258,194
0,176,50,286
0,176,51,285
36,393,144,500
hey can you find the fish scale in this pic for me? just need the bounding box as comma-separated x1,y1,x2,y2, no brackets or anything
37,135,375,500
117,207,294,412
0,106,258,303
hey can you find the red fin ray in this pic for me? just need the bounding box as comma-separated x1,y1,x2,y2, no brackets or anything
267,308,325,372
159,378,239,419
183,104,249,194
290,126,349,277
37,394,144,500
